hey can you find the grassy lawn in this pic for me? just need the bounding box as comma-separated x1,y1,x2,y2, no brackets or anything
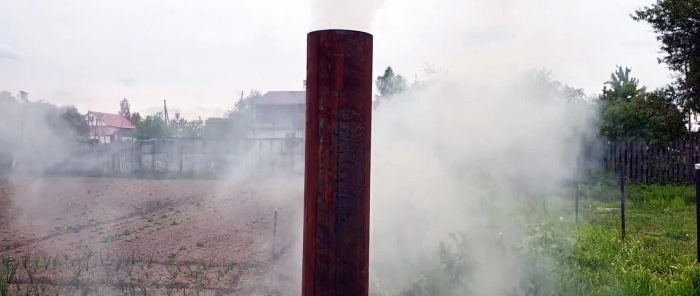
567,184,700,295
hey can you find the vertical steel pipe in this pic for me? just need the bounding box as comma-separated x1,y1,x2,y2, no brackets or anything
302,29,373,296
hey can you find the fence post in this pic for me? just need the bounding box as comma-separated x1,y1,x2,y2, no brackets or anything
271,209,278,291
152,140,156,171
696,164,700,263
575,156,581,223
619,159,626,240
179,139,184,174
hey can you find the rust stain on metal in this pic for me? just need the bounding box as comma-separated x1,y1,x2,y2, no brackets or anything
303,29,373,296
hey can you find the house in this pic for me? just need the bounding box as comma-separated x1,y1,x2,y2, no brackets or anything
249,91,305,139
86,111,135,143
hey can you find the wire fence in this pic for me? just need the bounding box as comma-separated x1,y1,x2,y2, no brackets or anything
5,137,304,178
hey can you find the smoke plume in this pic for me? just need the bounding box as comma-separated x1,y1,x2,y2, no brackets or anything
311,0,387,32
366,70,597,295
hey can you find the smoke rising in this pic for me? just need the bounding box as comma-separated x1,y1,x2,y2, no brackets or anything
366,71,597,295
0,0,609,294
261,68,598,295
0,44,21,61
311,0,387,32
0,91,85,174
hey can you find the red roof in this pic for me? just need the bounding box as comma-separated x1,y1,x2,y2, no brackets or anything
89,112,135,129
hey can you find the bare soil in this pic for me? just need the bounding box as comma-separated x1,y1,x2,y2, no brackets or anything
0,176,302,295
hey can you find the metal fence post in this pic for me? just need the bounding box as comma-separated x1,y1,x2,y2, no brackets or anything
620,159,626,240
696,164,700,263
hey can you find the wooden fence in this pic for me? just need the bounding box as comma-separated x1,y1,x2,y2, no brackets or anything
602,140,700,184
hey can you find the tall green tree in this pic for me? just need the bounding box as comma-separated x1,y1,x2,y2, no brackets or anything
598,68,685,144
632,0,699,111
602,66,647,101
225,90,261,139
119,98,132,120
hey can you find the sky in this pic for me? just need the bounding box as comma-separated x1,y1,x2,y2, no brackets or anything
0,0,672,119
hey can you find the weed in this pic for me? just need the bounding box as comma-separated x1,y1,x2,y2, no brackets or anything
0,282,6,296
101,234,116,243
1,256,19,283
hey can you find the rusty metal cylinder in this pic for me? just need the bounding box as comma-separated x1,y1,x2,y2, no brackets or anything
302,29,373,296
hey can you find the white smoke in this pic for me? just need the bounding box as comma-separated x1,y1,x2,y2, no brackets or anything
311,0,387,32
0,44,21,61
366,70,597,295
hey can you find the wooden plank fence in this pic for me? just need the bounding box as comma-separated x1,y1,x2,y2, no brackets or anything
602,139,700,184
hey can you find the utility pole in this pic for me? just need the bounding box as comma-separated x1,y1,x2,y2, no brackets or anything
163,99,169,125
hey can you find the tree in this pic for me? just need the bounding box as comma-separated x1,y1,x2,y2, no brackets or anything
183,117,204,139
225,90,261,139
169,111,186,138
376,66,407,99
119,98,131,120
632,1,699,111
598,67,685,144
166,111,202,139
601,66,647,101
130,112,142,126
134,113,168,139
60,106,89,137
509,69,588,102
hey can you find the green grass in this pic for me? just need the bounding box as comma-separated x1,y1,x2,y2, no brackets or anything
566,184,700,295
396,183,700,296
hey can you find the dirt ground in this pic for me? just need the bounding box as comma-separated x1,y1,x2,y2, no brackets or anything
0,176,303,295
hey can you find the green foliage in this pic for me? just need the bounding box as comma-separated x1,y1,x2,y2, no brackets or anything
598,68,686,144
224,90,261,139
127,102,204,140
169,112,203,139
602,66,647,101
568,189,700,296
0,91,88,139
130,112,142,126
400,233,474,296
134,113,168,139
632,0,700,112
627,184,695,204
399,185,700,296
58,105,89,137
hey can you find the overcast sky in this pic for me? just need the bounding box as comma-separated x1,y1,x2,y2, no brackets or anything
0,0,672,119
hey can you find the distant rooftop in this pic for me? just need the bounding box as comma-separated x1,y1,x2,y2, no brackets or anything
253,91,305,105
87,111,135,129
